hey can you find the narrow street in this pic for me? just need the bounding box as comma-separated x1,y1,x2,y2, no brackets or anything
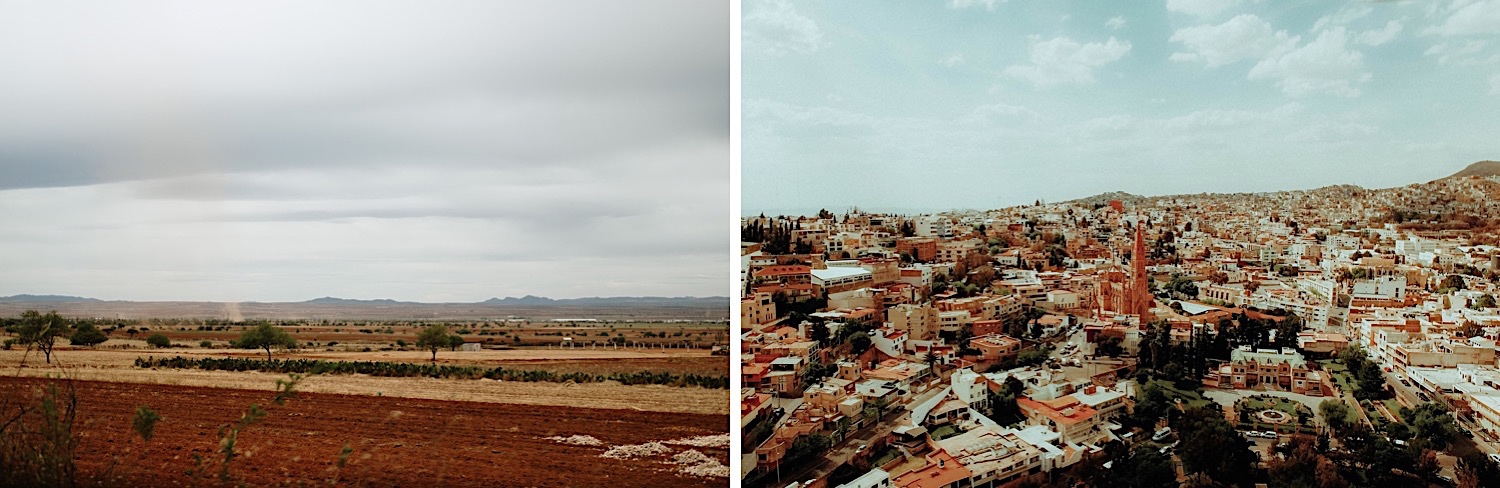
769,409,905,487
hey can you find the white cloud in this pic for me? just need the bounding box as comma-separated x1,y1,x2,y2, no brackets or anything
1426,0,1500,37
1169,15,1298,67
744,0,825,56
940,54,966,67
1287,121,1379,143
1424,40,1495,65
1166,0,1241,19
965,102,1039,122
1249,27,1371,97
1082,114,1136,138
1355,20,1404,46
1162,103,1304,132
950,0,1003,11
1106,16,1127,30
744,98,878,128
1491,73,1500,95
1003,36,1131,87
1311,4,1373,32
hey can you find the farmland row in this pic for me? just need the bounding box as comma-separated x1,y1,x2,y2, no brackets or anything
135,356,730,389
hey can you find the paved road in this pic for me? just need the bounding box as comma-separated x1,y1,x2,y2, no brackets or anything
771,409,905,487
1373,361,1466,480
1381,367,1424,410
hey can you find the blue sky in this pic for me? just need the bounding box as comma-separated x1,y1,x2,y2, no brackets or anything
743,0,1500,215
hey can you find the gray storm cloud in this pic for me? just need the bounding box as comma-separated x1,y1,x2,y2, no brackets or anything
0,0,729,302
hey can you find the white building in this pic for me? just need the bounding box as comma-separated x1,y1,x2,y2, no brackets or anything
835,468,890,488
1352,275,1406,301
812,267,874,290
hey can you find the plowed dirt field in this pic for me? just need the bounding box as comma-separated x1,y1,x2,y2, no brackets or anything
3,378,727,487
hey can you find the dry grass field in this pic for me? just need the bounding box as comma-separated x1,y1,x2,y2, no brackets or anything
0,348,728,415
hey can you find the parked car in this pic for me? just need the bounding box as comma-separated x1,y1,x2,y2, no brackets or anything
1152,427,1172,441
1488,453,1500,464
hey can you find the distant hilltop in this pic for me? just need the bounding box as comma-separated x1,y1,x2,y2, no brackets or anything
1445,160,1500,180
1066,191,1146,207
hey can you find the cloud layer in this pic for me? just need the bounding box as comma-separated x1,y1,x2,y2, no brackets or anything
0,1,729,302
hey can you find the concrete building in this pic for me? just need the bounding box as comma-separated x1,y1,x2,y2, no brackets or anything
894,426,1047,488
813,267,875,295
1017,384,1127,446
890,304,938,342
969,334,1022,364
742,292,777,327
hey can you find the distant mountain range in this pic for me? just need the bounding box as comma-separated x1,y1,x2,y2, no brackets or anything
0,294,726,308
1069,160,1500,206
0,294,103,303
480,295,727,307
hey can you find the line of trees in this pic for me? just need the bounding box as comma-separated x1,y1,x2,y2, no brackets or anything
133,356,730,389
3,310,113,363
1337,344,1391,401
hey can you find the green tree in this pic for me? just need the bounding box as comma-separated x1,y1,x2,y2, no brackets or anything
1131,381,1173,427
1456,451,1500,488
416,324,451,362
1274,313,1305,349
848,331,872,355
1439,274,1468,292
1116,444,1178,488
145,333,171,348
1178,404,1256,483
1267,437,1323,488
784,433,833,466
1097,336,1124,358
68,322,108,347
16,310,72,363
448,334,465,351
133,406,161,442
805,320,830,345
1398,402,1459,449
234,323,296,360
1319,399,1351,432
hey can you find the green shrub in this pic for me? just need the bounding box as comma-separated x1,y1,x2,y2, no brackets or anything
145,334,171,348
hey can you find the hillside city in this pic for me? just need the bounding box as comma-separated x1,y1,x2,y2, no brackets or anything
740,162,1500,488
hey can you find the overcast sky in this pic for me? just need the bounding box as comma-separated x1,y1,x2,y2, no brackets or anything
743,0,1500,215
0,1,728,302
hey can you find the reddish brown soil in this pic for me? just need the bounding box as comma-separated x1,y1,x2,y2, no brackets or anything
3,378,727,487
